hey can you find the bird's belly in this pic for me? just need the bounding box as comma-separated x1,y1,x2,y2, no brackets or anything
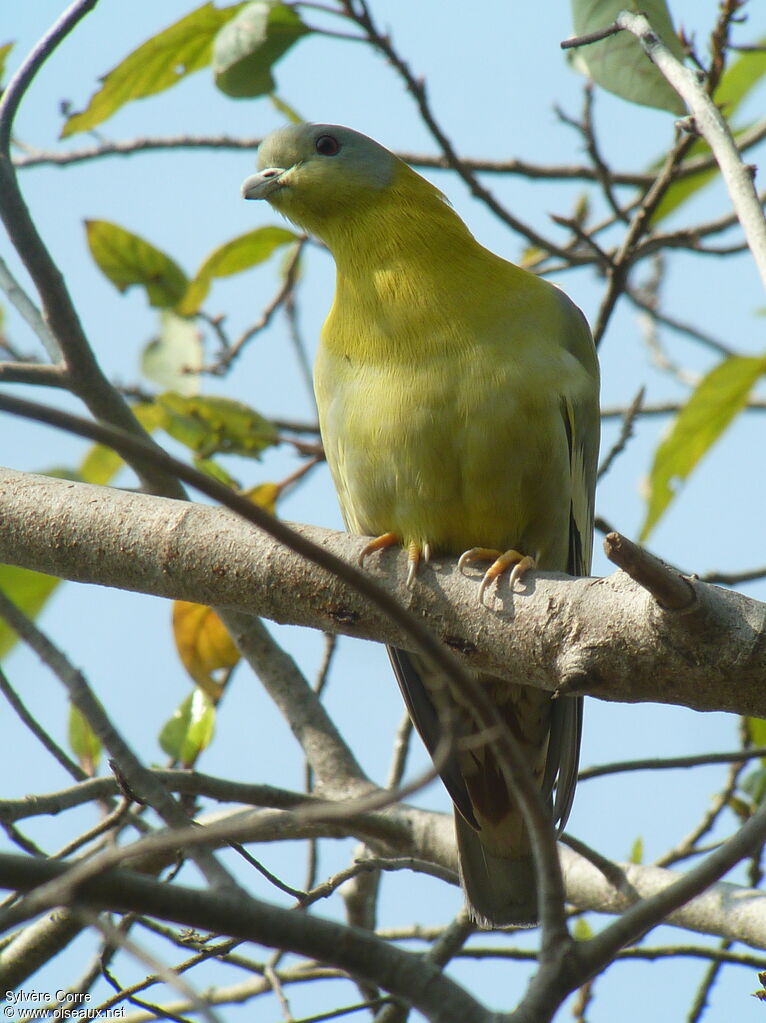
316,353,572,567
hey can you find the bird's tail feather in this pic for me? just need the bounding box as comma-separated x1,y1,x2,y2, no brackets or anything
454,809,538,927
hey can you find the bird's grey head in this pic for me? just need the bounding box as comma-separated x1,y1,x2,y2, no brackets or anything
240,123,398,219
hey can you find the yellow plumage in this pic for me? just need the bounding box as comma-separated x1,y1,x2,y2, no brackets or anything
242,123,600,926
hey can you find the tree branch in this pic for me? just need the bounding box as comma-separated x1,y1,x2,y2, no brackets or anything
0,853,491,1023
615,10,766,289
0,467,765,719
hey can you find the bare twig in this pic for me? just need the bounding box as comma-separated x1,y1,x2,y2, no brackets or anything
597,387,645,479
0,664,87,783
603,531,697,611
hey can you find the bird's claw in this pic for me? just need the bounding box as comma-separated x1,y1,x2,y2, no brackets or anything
458,547,536,605
358,531,399,567
360,533,430,590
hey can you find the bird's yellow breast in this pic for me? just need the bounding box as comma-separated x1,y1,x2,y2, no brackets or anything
315,279,590,568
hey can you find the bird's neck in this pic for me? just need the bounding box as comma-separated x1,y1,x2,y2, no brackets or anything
324,169,478,279
318,169,503,361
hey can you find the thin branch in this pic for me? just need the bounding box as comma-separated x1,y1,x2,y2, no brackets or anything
579,748,766,782
599,397,766,418
576,797,766,980
0,0,99,152
616,9,766,288
386,713,414,791
13,119,766,187
0,664,87,783
591,129,697,345
656,759,746,869
0,361,69,387
0,0,184,499
597,387,645,479
0,590,237,892
687,939,731,1023
625,281,734,357
88,910,220,1023
221,613,366,794
0,254,61,361
341,0,576,261
0,853,492,1023
51,799,131,860
207,240,306,374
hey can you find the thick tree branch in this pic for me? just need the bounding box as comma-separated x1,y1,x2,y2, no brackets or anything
1,467,764,718
0,398,570,946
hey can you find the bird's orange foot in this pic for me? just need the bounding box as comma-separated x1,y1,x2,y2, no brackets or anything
359,534,431,589
458,547,536,604
359,531,399,567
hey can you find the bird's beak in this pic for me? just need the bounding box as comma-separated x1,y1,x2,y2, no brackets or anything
241,166,289,200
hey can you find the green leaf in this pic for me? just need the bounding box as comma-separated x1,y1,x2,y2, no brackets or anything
178,226,298,315
86,220,188,309
629,836,644,864
156,392,279,459
715,36,766,113
641,355,766,539
192,456,241,488
141,311,203,395
747,718,766,751
570,0,685,114
742,767,766,807
61,3,246,138
572,918,593,940
0,566,61,659
68,704,102,773
213,1,310,98
0,42,14,86
270,93,304,124
159,688,216,766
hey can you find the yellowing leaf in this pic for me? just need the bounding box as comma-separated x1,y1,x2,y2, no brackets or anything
159,688,217,767
570,0,685,114
0,42,14,86
172,600,240,697
156,392,279,459
85,220,188,309
141,311,203,395
243,481,280,515
213,1,310,98
0,566,60,659
61,3,246,138
68,704,102,775
641,355,766,540
178,227,298,315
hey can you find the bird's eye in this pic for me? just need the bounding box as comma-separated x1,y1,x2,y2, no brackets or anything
315,134,340,156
